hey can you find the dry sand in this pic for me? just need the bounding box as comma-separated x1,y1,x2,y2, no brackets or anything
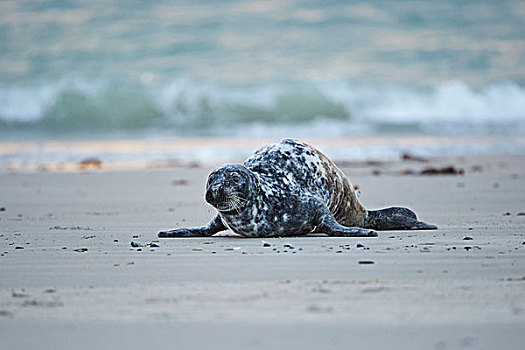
0,153,524,349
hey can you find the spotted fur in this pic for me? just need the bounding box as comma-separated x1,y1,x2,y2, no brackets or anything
232,138,367,236
158,139,436,238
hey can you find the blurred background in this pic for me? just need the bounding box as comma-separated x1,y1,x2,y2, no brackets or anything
0,0,524,167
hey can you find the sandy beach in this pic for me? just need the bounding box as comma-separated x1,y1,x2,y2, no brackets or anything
0,151,524,349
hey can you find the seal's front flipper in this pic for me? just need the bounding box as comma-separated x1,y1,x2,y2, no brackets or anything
314,206,377,237
363,207,437,231
158,228,210,237
158,213,227,238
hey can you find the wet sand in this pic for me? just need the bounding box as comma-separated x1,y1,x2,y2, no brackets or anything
0,154,524,349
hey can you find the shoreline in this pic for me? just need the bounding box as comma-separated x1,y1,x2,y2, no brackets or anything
1,134,524,173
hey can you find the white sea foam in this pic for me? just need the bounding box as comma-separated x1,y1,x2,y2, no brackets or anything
1,78,524,137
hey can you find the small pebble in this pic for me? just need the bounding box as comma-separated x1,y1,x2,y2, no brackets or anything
284,244,294,249
464,246,472,251
130,241,142,248
263,242,271,247
149,243,160,248
517,212,525,216
358,260,375,264
463,236,473,240
356,244,364,248
15,246,24,250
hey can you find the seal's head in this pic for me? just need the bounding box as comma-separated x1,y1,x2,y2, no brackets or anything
205,164,255,213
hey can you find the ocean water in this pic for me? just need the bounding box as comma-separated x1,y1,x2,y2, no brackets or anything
0,1,524,167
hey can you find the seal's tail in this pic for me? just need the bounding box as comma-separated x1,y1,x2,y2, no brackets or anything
363,207,437,231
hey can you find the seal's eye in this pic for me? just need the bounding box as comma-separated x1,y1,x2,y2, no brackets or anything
231,173,241,184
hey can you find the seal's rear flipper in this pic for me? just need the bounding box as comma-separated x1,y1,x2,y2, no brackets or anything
363,207,437,231
313,204,378,237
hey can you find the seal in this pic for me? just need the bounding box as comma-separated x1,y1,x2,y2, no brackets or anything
158,139,437,238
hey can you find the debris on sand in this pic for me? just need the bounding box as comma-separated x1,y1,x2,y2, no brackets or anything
73,248,88,252
12,291,29,298
421,166,464,175
359,260,375,265
400,165,465,176
401,153,428,162
79,158,102,170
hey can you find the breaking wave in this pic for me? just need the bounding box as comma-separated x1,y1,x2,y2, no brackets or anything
1,78,524,137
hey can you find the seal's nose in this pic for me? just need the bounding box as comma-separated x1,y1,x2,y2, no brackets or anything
205,183,223,205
